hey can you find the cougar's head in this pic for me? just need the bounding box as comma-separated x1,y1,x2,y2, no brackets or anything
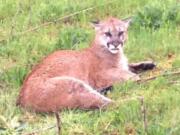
92,17,131,54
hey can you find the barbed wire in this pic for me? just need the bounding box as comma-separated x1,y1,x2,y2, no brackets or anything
0,0,121,42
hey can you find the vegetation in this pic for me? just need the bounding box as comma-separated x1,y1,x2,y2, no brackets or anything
0,0,180,134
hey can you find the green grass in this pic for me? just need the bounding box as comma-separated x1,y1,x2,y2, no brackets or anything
0,0,180,134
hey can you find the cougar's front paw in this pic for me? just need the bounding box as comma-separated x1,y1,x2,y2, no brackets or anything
129,61,156,73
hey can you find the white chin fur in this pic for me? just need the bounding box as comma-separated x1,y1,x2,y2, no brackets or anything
109,49,119,54
108,44,121,54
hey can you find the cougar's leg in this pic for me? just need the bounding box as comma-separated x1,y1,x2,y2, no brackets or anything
129,61,156,73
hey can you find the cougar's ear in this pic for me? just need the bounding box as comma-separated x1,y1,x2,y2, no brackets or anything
122,17,132,29
90,20,101,30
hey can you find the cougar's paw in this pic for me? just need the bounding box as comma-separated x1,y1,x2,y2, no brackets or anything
129,61,156,73
140,61,156,70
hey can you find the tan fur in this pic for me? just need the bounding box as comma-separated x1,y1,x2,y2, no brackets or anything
17,17,139,112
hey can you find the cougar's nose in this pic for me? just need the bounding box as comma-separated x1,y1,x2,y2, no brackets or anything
112,41,122,47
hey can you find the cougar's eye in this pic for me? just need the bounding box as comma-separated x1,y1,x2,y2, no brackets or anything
104,32,112,37
118,31,124,36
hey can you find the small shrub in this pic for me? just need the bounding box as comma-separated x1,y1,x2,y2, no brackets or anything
166,5,180,24
132,4,180,29
1,67,28,87
132,5,163,29
55,27,91,50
